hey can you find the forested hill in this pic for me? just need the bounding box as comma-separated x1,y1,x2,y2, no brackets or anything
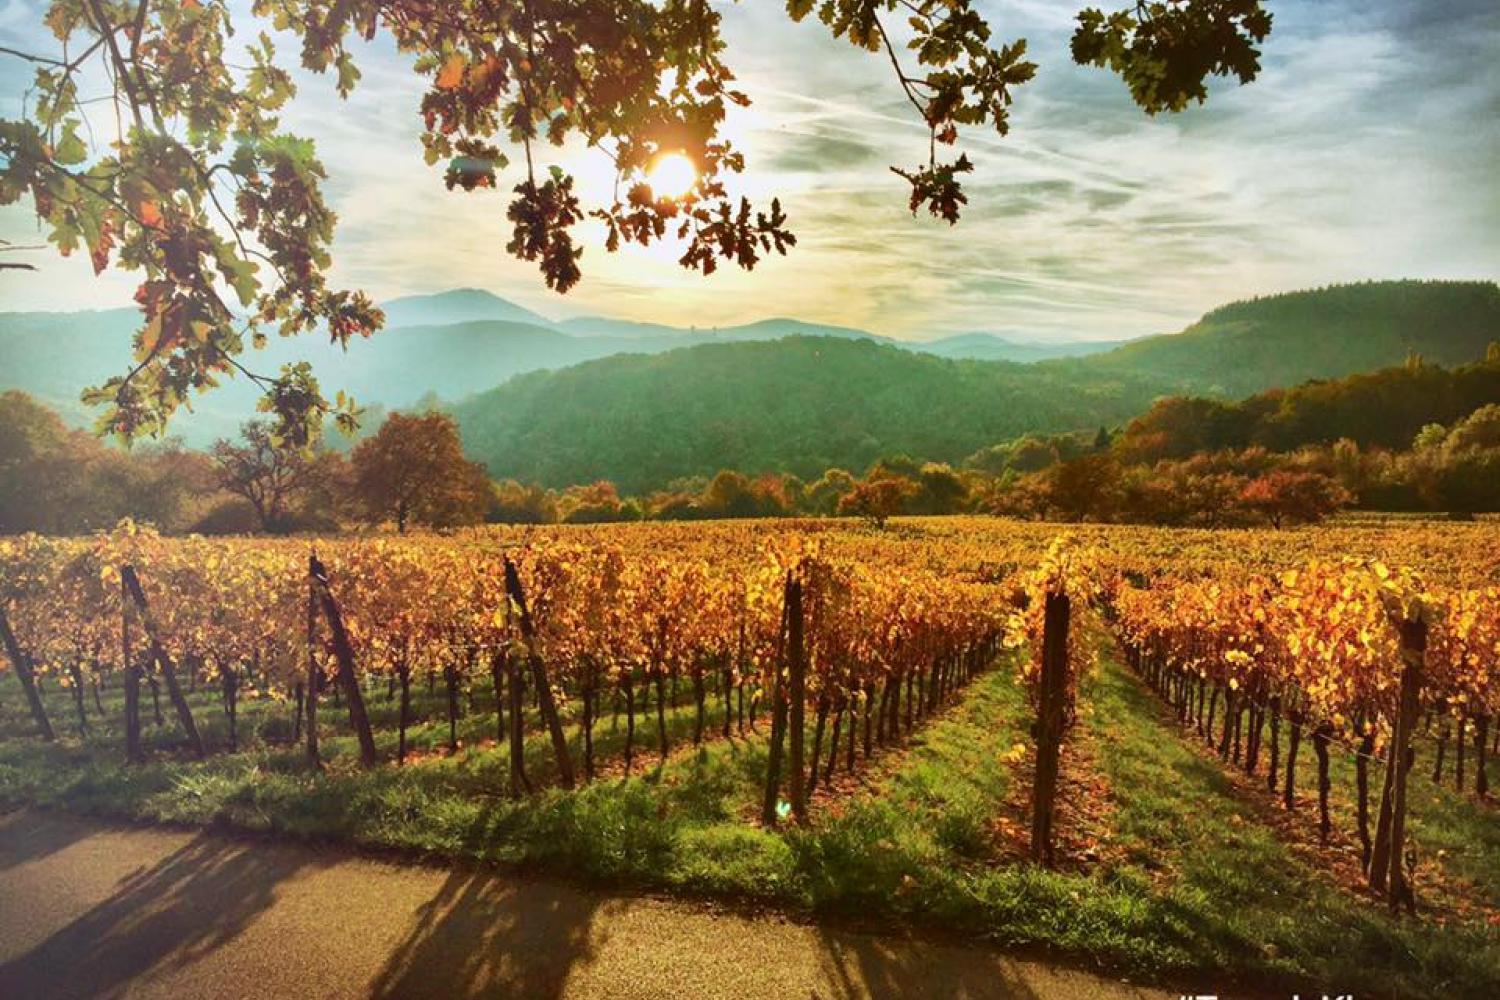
452,336,1172,492
453,280,1500,491
1067,280,1500,396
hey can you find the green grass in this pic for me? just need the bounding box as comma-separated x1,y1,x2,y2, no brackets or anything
1085,654,1499,997
1,651,1497,998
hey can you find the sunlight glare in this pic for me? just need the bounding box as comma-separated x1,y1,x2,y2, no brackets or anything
647,153,698,200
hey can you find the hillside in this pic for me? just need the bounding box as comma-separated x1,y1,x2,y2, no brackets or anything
916,333,1125,362
6,280,1495,465
451,281,1500,490
1070,280,1500,396
452,336,1169,492
0,293,1117,444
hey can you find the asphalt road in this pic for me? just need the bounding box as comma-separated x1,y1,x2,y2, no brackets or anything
0,809,1176,1000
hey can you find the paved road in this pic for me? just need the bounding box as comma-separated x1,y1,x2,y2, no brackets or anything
0,809,1178,1000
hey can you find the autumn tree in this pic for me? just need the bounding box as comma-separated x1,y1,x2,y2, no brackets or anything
837,471,917,528
1239,470,1350,528
349,412,491,532
559,481,639,524
1043,453,1122,522
1,1,1272,444
490,479,559,524
805,468,856,516
211,421,322,533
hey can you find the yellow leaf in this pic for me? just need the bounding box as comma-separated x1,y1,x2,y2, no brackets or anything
436,54,465,90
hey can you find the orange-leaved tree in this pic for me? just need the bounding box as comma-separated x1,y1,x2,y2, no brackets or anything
349,411,491,533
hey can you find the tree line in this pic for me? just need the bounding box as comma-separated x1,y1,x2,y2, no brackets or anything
5,348,1500,537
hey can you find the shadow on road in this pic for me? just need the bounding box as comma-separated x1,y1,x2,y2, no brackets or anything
0,809,99,873
0,827,319,998
814,926,1048,1000
369,866,605,1000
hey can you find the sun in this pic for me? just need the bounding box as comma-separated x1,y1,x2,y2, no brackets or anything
646,152,698,200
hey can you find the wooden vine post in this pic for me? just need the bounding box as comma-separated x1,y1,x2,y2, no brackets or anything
121,566,204,758
761,572,796,826
1369,615,1425,913
308,552,378,767
504,557,574,790
787,575,808,824
506,646,530,797
1030,589,1070,865
121,576,143,763
304,566,321,769
0,603,55,742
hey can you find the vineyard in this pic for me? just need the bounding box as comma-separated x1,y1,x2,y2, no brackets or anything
1,518,1498,995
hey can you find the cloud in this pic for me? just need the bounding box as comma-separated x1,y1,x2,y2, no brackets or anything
0,1,1495,345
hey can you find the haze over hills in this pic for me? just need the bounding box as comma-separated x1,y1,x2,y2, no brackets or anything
2,280,1496,481
917,333,1128,363
556,314,893,344
0,288,1132,443
451,280,1500,491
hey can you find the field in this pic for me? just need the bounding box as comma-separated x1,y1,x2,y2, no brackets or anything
1,518,1498,998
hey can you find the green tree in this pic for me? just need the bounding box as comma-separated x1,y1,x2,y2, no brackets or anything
700,470,763,519
913,462,968,514
349,411,491,532
559,481,639,523
1006,436,1059,473
0,390,105,533
1412,423,1449,451
1,1,1271,444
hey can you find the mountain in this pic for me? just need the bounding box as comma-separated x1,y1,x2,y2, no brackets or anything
0,308,140,422
379,288,554,329
0,305,589,444
1069,280,1500,397
557,314,894,344
451,281,1500,490
452,336,1170,493
0,300,957,445
554,316,686,338
913,333,1126,363
5,279,1495,464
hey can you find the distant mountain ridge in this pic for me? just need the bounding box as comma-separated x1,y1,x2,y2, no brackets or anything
449,280,1500,490
916,333,1126,362
379,288,554,329
2,280,1495,472
0,288,1119,443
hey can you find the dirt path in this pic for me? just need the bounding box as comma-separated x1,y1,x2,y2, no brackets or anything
0,809,1176,1000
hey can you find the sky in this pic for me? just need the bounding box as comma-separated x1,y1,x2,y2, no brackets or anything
1,0,1497,342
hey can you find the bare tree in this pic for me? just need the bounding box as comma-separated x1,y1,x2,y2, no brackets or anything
211,422,317,533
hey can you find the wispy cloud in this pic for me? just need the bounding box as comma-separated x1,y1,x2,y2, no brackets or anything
0,1,1495,343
